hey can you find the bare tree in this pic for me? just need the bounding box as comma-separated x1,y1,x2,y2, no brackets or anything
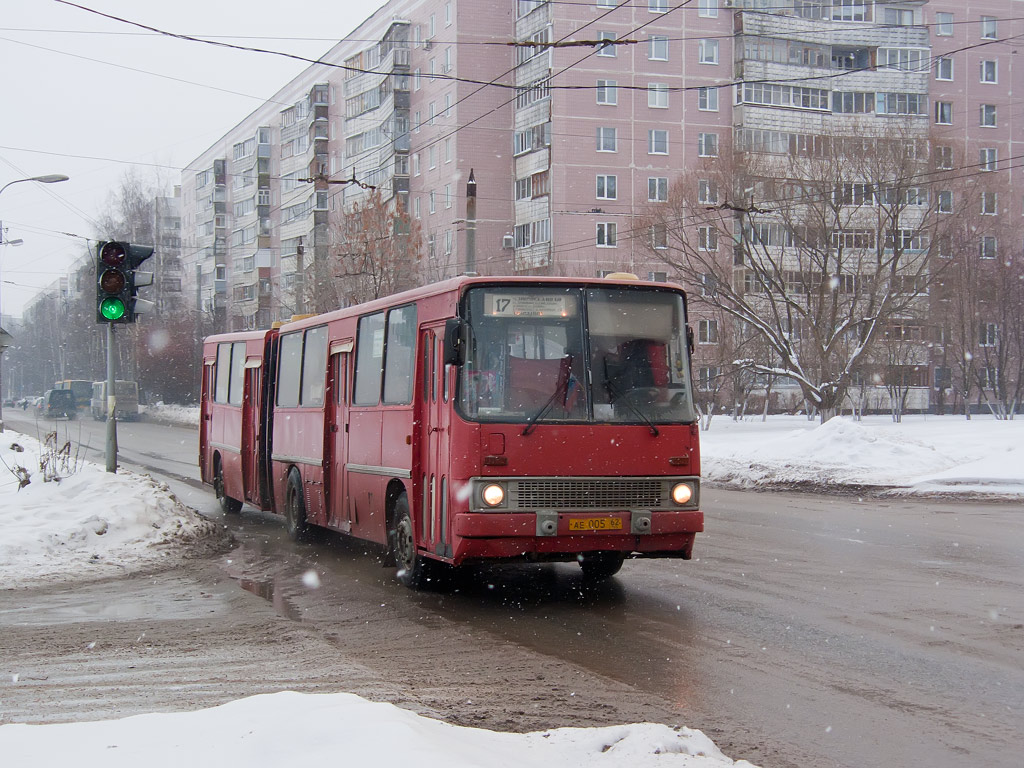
641,122,942,422
930,150,1022,419
327,189,424,306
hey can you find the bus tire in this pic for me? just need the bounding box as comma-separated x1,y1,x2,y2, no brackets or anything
578,551,626,580
285,468,311,541
214,459,243,514
391,494,448,590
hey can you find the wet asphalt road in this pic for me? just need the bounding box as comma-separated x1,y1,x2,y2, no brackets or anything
3,411,1022,768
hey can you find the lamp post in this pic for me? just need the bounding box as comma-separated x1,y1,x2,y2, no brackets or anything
0,173,69,432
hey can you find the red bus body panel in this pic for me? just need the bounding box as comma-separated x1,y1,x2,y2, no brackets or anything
202,276,703,571
200,329,276,512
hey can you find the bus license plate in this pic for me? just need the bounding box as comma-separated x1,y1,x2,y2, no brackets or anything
568,517,623,532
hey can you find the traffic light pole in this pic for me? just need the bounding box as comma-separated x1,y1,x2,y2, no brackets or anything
105,322,118,473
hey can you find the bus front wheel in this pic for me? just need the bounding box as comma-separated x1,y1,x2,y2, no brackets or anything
214,460,243,514
578,551,626,580
391,494,447,590
285,469,311,541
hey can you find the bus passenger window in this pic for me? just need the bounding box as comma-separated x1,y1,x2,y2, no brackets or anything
228,342,246,405
383,305,416,405
301,326,328,406
215,343,232,403
277,332,302,407
354,312,386,405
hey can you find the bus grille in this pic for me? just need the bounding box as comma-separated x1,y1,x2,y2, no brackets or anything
513,479,664,510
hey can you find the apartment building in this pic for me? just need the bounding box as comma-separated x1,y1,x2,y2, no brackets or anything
179,0,1021,412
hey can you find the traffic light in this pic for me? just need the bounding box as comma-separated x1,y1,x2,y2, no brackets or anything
96,241,131,323
95,242,155,323
125,244,155,322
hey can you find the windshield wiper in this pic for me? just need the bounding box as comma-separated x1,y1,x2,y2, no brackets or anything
603,368,660,437
522,356,573,436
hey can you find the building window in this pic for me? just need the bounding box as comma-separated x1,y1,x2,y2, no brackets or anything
698,39,719,65
698,179,718,205
981,60,997,83
698,0,718,17
981,15,997,39
515,177,532,201
698,132,719,157
698,319,719,344
650,224,668,249
934,101,952,124
514,223,531,249
596,126,617,152
648,177,668,202
648,129,668,154
978,366,998,390
597,31,617,57
698,86,719,111
698,366,721,391
980,236,997,259
934,145,953,169
981,191,997,215
698,226,718,251
937,190,953,213
648,83,668,108
936,12,953,35
979,322,999,347
429,190,436,214
832,0,867,22
445,183,452,209
596,79,617,105
649,0,667,12
936,57,953,81
597,222,617,247
980,104,996,127
980,148,996,171
648,35,668,61
596,174,617,200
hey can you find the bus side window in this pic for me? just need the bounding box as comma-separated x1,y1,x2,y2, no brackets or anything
354,312,386,406
215,343,232,403
383,305,417,405
300,327,328,406
277,333,302,408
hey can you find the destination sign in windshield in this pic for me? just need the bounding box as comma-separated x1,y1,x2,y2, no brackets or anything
483,292,577,318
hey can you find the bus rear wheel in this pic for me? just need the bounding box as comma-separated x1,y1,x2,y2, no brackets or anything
578,551,626,580
214,460,242,514
391,494,448,590
285,469,311,541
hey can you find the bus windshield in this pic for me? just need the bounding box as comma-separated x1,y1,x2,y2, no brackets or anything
457,285,697,426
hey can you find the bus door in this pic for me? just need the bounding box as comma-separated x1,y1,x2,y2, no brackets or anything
200,359,216,483
327,339,353,532
242,358,262,504
419,323,452,558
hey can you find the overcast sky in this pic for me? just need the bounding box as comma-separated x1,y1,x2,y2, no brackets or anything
1,0,372,317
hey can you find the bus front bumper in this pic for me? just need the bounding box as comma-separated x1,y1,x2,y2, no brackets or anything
450,509,703,561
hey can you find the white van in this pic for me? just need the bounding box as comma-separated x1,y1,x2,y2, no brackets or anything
91,380,140,421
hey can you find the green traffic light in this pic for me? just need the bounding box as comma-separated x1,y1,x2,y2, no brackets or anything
100,297,127,321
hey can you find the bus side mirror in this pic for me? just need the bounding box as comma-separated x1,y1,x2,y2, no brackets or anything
686,325,695,355
443,318,464,366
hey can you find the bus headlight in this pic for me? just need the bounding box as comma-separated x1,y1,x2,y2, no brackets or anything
482,483,505,507
671,482,693,505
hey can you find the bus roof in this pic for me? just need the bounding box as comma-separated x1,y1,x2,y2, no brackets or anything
277,274,687,334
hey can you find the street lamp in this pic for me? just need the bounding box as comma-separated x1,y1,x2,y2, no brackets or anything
0,173,70,433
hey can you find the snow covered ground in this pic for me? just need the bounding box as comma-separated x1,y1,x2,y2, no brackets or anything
700,413,1023,498
1,414,1019,764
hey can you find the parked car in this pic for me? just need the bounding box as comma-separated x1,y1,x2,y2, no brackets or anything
43,389,77,419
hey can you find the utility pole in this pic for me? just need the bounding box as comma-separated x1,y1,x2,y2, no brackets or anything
465,169,476,274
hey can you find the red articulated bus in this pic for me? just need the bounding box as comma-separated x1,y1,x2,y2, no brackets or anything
200,275,702,588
